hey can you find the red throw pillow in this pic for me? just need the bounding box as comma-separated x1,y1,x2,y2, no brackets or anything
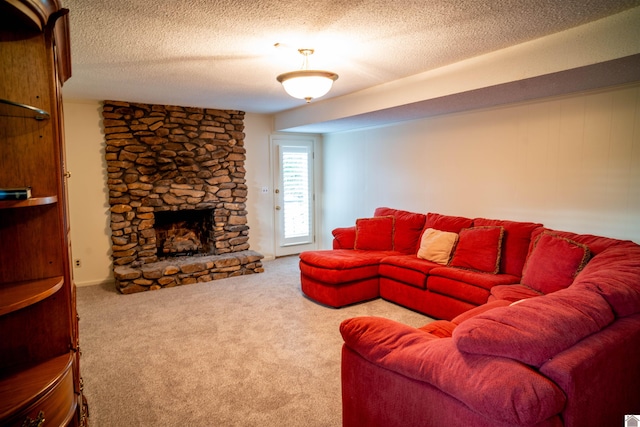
449,226,504,274
332,226,356,249
473,218,542,277
521,232,591,294
354,216,395,251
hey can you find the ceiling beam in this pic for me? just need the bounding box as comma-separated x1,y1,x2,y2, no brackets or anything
274,7,640,133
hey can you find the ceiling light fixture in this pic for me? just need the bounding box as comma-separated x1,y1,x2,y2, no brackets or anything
276,48,338,103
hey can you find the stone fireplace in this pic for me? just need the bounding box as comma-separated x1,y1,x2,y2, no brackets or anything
102,101,263,294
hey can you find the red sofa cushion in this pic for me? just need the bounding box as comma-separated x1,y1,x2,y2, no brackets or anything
453,288,614,367
379,255,440,290
299,249,394,284
341,316,566,425
332,226,356,249
451,299,512,324
354,216,395,250
522,231,591,294
418,300,511,338
418,320,457,338
374,207,427,254
424,212,473,233
450,226,504,274
429,266,520,291
426,276,493,306
489,284,543,302
474,218,542,277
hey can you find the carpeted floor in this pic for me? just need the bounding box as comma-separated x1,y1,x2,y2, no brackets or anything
76,255,432,426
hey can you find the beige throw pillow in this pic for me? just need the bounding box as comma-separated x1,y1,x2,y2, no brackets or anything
417,228,458,265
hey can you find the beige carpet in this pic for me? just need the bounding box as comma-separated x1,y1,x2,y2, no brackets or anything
76,255,433,426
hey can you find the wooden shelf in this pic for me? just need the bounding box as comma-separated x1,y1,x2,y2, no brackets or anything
0,352,74,421
0,276,64,316
0,99,50,120
0,196,57,209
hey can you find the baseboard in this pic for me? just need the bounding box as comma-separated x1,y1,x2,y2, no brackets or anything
75,278,115,288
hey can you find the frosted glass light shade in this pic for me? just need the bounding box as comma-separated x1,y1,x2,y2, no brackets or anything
277,70,338,102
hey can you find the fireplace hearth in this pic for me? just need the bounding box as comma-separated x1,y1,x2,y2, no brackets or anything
102,101,263,294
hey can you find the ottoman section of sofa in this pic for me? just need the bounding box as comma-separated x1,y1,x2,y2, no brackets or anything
299,249,397,307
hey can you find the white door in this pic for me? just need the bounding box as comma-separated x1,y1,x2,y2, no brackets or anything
271,135,317,256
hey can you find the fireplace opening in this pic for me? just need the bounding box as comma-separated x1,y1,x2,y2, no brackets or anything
155,209,214,258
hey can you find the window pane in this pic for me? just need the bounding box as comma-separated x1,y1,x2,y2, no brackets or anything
282,150,309,239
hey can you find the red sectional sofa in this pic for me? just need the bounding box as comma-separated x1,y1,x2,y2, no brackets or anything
300,207,542,320
298,207,640,426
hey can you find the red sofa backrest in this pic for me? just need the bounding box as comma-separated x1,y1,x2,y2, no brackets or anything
529,227,632,256
423,212,473,233
374,207,426,254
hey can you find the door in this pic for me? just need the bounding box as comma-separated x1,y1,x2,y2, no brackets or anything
271,135,317,256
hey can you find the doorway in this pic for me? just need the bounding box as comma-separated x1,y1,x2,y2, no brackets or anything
271,135,318,257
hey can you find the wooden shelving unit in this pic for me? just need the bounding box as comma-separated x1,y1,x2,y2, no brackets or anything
0,0,86,425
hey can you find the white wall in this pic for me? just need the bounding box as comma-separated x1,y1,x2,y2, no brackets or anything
321,83,640,245
243,113,277,261
63,100,277,286
64,100,113,287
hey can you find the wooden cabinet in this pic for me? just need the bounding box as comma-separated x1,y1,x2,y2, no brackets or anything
0,1,86,425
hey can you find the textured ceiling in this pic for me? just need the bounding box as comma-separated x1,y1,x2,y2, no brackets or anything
62,0,640,115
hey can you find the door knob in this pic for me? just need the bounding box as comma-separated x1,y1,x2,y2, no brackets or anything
275,206,281,210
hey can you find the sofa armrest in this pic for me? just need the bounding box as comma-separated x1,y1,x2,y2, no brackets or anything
539,314,640,426
340,316,566,426
333,226,356,249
